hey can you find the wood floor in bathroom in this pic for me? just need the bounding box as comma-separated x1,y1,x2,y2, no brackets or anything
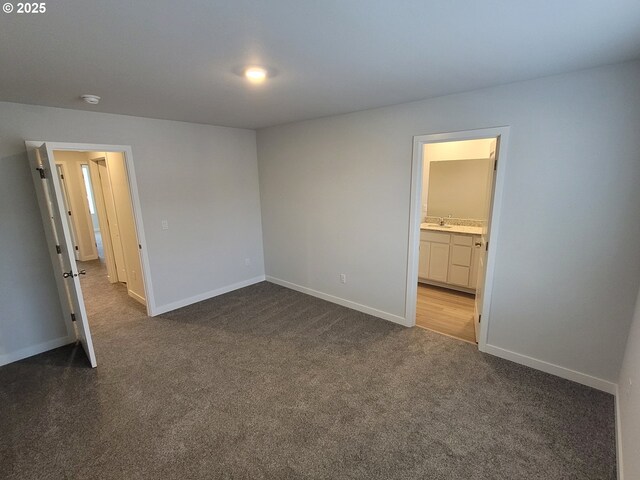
416,283,476,343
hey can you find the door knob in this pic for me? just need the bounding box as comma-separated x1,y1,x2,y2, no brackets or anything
63,270,86,278
475,242,482,247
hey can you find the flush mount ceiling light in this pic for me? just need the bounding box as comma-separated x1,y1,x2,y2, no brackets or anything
244,66,268,83
81,94,101,105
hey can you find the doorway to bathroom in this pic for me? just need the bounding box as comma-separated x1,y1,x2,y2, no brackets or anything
406,127,509,349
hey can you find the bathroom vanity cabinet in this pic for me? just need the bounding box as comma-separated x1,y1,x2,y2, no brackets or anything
418,227,482,293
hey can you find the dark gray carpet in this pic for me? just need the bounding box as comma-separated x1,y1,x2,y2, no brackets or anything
0,260,616,479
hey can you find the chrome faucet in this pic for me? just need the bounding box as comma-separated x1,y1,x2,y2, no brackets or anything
439,214,452,226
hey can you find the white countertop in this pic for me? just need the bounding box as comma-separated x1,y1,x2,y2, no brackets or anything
420,222,483,235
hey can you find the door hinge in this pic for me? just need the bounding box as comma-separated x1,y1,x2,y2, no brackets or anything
36,167,45,179
60,173,64,179
68,211,72,216
494,159,497,171
486,241,489,252
71,313,76,322
479,314,482,323
138,244,142,250
56,245,62,254
75,245,79,251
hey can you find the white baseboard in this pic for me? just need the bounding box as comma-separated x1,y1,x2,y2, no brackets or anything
482,343,617,394
615,385,624,480
266,276,409,327
419,278,475,295
152,275,266,316
0,335,74,367
128,289,146,306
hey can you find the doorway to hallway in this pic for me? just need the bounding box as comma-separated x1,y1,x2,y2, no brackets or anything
78,258,147,330
26,141,153,368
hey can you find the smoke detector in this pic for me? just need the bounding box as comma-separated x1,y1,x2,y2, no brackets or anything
81,94,101,105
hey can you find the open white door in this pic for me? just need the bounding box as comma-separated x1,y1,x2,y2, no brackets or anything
54,164,80,261
473,139,499,343
26,142,97,367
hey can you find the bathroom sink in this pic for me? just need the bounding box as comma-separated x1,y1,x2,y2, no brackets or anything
426,223,452,229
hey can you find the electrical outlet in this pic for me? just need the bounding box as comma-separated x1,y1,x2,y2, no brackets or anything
161,220,169,230
244,258,251,266
339,273,347,284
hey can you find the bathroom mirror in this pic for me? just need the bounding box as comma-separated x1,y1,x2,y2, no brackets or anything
426,158,492,220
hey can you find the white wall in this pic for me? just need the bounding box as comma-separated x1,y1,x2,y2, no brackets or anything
618,286,640,479
424,138,494,161
0,149,68,364
257,60,640,387
426,159,492,219
0,102,265,365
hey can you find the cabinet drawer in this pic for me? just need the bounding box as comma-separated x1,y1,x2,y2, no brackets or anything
453,234,473,246
448,265,470,286
450,245,472,266
421,231,450,243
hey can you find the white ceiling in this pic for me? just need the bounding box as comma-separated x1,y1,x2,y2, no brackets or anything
1,0,640,129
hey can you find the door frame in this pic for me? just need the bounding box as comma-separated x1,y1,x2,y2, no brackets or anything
25,141,156,316
405,126,510,351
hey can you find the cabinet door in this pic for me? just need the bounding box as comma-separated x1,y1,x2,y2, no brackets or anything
450,245,472,267
427,243,450,282
418,240,430,279
448,265,470,286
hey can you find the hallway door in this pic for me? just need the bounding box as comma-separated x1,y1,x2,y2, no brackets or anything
27,142,97,368
95,159,128,283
